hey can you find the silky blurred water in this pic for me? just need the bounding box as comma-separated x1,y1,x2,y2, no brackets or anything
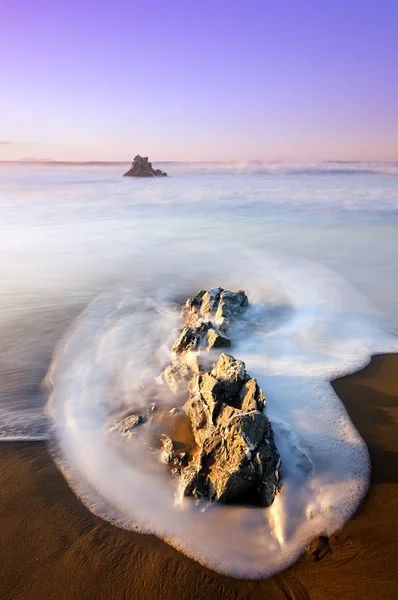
0,161,397,439
1,160,398,577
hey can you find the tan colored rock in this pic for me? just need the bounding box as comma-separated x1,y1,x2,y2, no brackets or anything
211,352,247,394
172,326,200,354
172,322,211,354
239,377,266,412
178,353,281,506
206,328,231,351
200,287,223,317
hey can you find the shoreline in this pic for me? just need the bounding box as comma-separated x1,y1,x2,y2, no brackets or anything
0,353,397,599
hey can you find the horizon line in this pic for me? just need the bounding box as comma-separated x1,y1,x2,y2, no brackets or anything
1,159,398,166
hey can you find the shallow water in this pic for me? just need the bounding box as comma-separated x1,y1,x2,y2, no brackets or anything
1,161,398,577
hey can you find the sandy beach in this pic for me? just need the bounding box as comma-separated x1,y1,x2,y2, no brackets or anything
0,353,397,600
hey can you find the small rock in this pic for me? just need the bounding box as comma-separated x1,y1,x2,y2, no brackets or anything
113,414,144,434
172,326,199,354
206,328,231,351
306,535,330,561
123,155,167,177
172,322,210,354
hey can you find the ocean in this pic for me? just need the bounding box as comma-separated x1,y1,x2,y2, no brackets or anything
1,160,397,577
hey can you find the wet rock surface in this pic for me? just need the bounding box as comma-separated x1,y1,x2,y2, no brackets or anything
183,287,248,327
175,353,281,505
160,288,281,506
114,287,281,508
123,155,167,177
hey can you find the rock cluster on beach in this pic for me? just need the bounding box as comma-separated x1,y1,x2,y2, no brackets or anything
115,287,281,507
163,351,281,506
123,155,167,177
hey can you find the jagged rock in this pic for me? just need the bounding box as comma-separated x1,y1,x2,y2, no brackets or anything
200,287,223,317
182,291,207,327
178,353,280,506
206,328,231,351
181,287,249,333
117,286,280,509
179,462,208,501
240,377,265,412
211,352,247,390
123,155,167,177
215,290,248,330
172,326,199,354
163,360,192,394
172,322,211,354
183,290,206,313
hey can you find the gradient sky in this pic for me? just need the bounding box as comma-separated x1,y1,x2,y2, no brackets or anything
1,0,398,161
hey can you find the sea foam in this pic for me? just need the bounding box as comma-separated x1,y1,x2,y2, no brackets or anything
45,251,398,578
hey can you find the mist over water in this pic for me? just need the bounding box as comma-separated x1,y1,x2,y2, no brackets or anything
1,161,398,577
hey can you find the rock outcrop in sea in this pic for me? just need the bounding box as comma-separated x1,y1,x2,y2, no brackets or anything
123,155,167,177
173,352,281,506
114,287,281,507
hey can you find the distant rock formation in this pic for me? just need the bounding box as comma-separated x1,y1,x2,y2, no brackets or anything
123,155,167,177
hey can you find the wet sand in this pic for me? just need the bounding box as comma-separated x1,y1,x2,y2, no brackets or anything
0,354,397,600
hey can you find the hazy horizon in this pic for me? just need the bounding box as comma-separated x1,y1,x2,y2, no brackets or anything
1,157,398,165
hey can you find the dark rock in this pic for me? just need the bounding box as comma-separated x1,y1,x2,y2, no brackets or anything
123,155,167,177
179,463,208,501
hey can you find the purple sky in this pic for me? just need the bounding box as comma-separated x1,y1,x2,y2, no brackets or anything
1,0,398,161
